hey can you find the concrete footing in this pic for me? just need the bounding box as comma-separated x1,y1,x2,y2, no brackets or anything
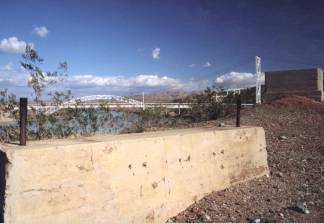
0,127,269,223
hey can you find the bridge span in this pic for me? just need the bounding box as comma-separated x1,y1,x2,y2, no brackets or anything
27,94,254,114
27,95,191,114
30,102,191,114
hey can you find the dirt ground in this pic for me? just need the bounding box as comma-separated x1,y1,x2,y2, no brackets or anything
170,96,324,223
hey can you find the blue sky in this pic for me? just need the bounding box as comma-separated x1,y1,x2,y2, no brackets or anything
1,0,324,97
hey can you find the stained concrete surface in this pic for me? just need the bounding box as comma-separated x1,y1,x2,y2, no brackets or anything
0,127,269,223
265,68,324,101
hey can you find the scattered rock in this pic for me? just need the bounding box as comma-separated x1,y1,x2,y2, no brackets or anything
276,172,284,177
250,218,273,223
230,216,236,221
218,122,226,127
201,213,212,222
292,202,310,214
191,206,201,214
278,135,288,140
251,219,261,223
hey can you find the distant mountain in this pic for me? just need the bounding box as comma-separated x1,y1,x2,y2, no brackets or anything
129,91,194,103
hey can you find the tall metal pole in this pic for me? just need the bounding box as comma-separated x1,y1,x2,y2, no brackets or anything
19,97,28,146
255,56,262,104
236,96,241,127
142,92,145,111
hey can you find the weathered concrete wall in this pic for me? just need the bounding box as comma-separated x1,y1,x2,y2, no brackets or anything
0,127,268,223
265,68,324,101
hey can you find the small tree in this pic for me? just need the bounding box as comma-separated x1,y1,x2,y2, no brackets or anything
21,45,68,103
189,87,226,121
0,88,18,119
20,45,69,139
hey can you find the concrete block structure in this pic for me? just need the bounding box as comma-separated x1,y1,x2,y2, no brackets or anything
0,127,269,223
265,68,324,101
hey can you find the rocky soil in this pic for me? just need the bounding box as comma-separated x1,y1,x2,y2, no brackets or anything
170,96,324,223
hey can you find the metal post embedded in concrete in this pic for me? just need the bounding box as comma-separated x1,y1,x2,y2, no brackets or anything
236,96,241,127
19,97,28,146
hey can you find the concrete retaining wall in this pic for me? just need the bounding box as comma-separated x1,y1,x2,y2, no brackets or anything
0,127,269,223
265,68,324,101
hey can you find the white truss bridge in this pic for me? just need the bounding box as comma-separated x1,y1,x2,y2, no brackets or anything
65,95,142,105
27,92,255,114
29,95,191,114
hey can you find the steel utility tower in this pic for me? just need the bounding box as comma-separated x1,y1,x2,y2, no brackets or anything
255,56,262,104
142,92,145,110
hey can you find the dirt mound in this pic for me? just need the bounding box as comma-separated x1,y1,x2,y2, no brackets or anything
263,95,324,110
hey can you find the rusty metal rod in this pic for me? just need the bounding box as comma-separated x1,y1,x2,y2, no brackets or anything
236,96,241,127
19,98,27,146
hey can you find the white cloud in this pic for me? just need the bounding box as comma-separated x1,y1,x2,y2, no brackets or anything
189,63,196,68
0,67,185,90
152,48,160,59
0,64,28,84
67,74,182,89
0,65,210,97
215,71,265,89
32,26,49,38
63,74,210,96
1,63,13,71
203,61,211,67
0,37,33,54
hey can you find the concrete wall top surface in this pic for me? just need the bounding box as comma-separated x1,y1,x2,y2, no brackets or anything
1,126,256,151
265,68,322,74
